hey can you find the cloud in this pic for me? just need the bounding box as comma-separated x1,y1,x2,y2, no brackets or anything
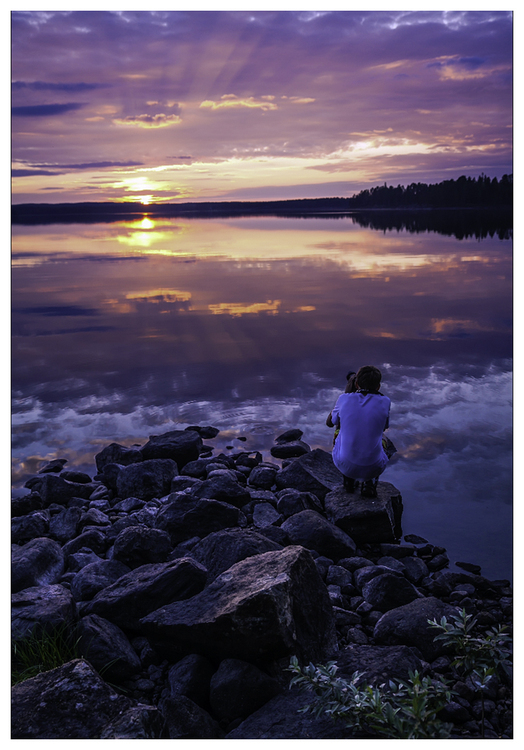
12,103,85,117
12,81,111,92
200,95,278,111
113,113,182,127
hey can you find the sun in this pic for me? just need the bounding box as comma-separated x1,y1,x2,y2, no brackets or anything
140,196,152,205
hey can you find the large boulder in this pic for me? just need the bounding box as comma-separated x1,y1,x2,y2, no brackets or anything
280,510,357,562
190,528,282,582
11,510,50,544
95,442,144,472
189,474,251,508
274,449,343,500
209,658,282,723
373,597,460,661
361,572,423,612
168,653,216,710
140,429,203,467
34,473,95,506
333,643,424,686
70,559,130,602
12,584,76,643
11,658,163,739
324,482,403,544
112,525,172,569
116,459,179,501
12,537,64,593
155,495,247,545
140,545,338,665
82,557,207,631
76,614,141,681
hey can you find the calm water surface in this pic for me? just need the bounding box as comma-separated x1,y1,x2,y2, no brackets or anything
11,213,513,581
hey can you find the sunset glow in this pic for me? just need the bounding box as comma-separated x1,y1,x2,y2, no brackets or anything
11,9,512,205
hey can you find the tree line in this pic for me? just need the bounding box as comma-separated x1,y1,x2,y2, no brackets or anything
348,173,512,209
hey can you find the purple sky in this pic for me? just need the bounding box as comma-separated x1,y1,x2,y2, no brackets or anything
11,9,513,204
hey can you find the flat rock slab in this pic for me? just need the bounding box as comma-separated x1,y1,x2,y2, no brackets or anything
274,449,344,500
324,481,403,544
141,545,337,665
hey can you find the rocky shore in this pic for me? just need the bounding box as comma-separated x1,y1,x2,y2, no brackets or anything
11,426,513,739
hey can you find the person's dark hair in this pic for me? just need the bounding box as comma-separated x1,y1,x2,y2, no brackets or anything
345,373,358,393
356,365,382,392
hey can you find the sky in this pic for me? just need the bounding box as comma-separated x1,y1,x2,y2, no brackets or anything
10,5,513,205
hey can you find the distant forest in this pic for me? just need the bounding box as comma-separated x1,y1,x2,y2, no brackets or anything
12,173,512,226
348,173,512,209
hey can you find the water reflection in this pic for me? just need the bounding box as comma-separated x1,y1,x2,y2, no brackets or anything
11,214,512,580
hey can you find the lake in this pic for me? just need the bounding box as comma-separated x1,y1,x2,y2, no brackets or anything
11,210,513,581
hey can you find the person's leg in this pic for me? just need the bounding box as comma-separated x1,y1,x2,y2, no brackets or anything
343,475,356,492
361,477,378,498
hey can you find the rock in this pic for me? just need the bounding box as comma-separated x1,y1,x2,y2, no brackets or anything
78,507,111,531
99,706,167,739
11,659,142,739
275,428,304,443
61,528,108,559
95,443,144,473
70,559,130,601
11,510,50,544
189,474,251,508
226,686,350,739
155,495,247,545
12,491,43,517
280,510,357,562
324,482,403,544
67,549,104,573
48,506,83,543
373,596,460,661
326,565,355,595
158,694,220,739
12,537,64,593
276,488,323,518
191,528,282,583
76,614,142,681
38,458,68,474
252,502,282,528
184,425,220,439
248,464,279,489
209,658,282,722
140,429,203,467
361,572,423,612
275,448,343,500
116,459,179,502
353,564,402,590
334,643,424,685
111,496,145,513
61,470,92,483
83,557,208,631
141,546,337,665
12,584,76,642
112,526,172,568
37,473,95,506
402,556,429,584
270,441,311,459
168,653,216,709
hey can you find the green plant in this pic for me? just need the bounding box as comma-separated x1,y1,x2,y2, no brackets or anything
11,623,81,685
428,608,512,737
288,657,454,739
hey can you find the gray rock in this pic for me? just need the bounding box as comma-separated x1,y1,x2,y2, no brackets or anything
11,491,43,517
252,502,282,528
158,694,219,739
48,506,83,544
209,658,281,722
334,643,424,685
12,537,64,593
191,527,282,582
112,525,172,568
226,687,350,739
141,545,337,665
248,464,279,489
324,482,403,544
190,474,251,508
37,473,95,506
168,653,216,709
155,495,247,545
354,564,402,590
276,488,323,518
61,528,108,559
70,559,130,601
61,470,92,483
326,564,355,594
66,549,104,573
95,442,144,472
373,596,460,661
11,659,142,739
140,429,203,467
83,557,207,631
275,448,343,500
362,572,423,612
11,510,50,544
270,440,311,459
76,614,141,681
275,428,304,443
99,705,167,739
402,556,430,584
280,509,357,562
38,458,68,474
116,459,179,502
12,583,75,642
